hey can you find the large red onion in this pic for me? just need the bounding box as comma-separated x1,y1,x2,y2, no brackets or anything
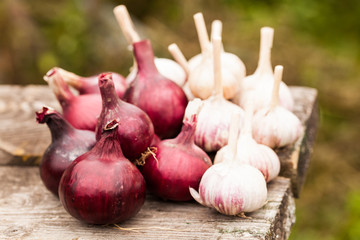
36,106,96,196
44,67,102,131
96,73,154,160
57,67,127,97
59,119,146,224
140,100,212,201
123,40,188,139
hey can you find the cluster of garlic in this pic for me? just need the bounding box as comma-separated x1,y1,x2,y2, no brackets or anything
179,15,303,217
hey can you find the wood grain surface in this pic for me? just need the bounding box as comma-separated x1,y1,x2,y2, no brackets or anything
0,166,295,240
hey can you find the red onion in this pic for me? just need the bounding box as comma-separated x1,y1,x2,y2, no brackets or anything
44,67,102,131
36,106,96,196
96,73,154,160
140,99,212,201
57,67,127,97
59,119,146,224
123,40,188,139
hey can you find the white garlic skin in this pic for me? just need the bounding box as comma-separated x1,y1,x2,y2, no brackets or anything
190,163,267,215
188,57,238,100
182,82,195,100
126,57,187,87
252,106,303,148
236,135,280,182
195,97,244,152
236,75,294,112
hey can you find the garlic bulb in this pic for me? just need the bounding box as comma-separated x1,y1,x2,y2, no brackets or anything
252,65,303,148
215,106,280,182
188,13,245,100
114,5,186,87
234,27,293,112
213,110,241,164
194,36,244,152
190,163,267,215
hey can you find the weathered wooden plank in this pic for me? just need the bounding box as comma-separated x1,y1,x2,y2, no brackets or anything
0,166,295,240
0,85,318,197
276,86,318,197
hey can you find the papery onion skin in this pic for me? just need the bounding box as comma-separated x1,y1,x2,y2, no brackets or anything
141,115,212,201
44,67,102,131
36,106,96,197
59,120,146,224
96,73,154,160
123,40,188,139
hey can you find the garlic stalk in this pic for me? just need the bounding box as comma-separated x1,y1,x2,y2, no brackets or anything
252,65,303,148
189,112,267,216
188,13,246,100
113,5,186,87
213,110,241,164
234,27,294,112
168,43,195,100
194,35,244,152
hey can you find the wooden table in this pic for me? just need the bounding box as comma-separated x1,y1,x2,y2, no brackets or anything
0,85,318,239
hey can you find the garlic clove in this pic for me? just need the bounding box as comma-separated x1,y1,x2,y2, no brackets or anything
192,162,267,215
188,14,245,100
236,135,280,182
195,95,243,152
252,106,303,148
252,65,303,148
194,36,244,152
234,27,294,112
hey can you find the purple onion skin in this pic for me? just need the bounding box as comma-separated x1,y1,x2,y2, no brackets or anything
46,68,102,131
36,107,96,197
62,94,102,131
123,40,188,139
76,73,127,98
59,120,146,224
96,73,154,160
141,116,212,201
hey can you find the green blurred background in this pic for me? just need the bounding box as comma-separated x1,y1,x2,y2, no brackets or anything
1,0,359,239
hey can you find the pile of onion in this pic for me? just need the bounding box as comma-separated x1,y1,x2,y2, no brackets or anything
59,119,146,224
96,73,154,161
57,67,127,98
36,106,96,196
44,67,102,131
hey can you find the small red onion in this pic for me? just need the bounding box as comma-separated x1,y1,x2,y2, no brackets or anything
96,73,154,160
44,67,102,131
140,99,212,201
59,119,146,224
57,67,127,97
36,106,96,196
123,40,188,139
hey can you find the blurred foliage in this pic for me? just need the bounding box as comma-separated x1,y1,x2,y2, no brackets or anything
1,0,360,239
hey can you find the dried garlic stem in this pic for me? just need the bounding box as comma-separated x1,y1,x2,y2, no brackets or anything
255,27,274,75
113,5,140,43
212,36,223,97
168,43,190,75
193,13,211,54
211,20,223,40
270,65,283,110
